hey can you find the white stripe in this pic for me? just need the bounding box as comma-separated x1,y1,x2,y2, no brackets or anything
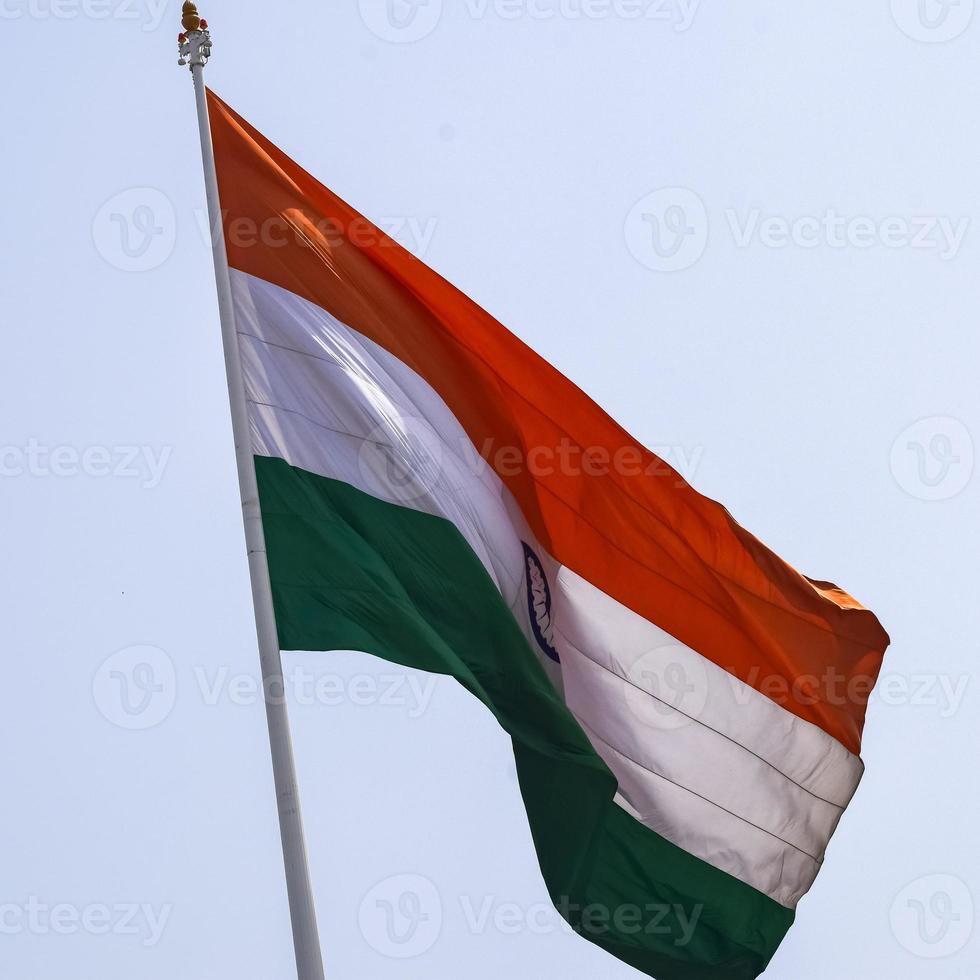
230,269,863,908
554,569,863,809
554,569,859,907
578,714,821,908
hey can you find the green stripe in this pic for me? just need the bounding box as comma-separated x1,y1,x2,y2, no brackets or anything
256,456,794,979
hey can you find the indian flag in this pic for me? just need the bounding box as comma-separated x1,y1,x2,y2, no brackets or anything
207,90,889,980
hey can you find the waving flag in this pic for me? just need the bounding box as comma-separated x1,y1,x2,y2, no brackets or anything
207,90,888,980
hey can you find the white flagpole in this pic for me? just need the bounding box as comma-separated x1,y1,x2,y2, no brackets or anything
178,7,326,979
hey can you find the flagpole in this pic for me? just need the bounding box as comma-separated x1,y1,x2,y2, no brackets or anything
178,7,326,979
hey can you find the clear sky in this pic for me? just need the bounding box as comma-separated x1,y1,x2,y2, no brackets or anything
2,2,978,977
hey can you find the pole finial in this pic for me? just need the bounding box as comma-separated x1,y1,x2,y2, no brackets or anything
177,4,211,69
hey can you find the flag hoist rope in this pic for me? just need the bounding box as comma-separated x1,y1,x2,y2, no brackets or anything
178,6,326,979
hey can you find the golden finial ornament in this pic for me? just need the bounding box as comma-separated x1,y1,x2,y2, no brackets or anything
181,1,202,32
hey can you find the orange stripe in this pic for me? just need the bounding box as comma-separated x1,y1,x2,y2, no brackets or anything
207,89,889,754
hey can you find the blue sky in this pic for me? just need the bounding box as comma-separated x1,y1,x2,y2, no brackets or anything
2,1,978,977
